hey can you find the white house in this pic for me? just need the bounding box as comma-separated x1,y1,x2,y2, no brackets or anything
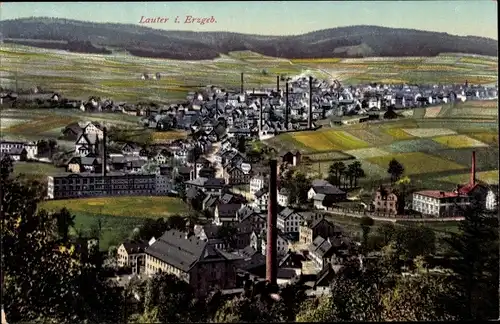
82,122,104,140
278,188,290,207
252,188,269,211
250,175,266,197
260,230,292,257
0,140,38,159
277,208,303,233
485,187,498,211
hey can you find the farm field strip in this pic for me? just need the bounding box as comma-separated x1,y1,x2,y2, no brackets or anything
365,152,466,175
291,130,370,152
424,106,442,118
382,138,449,154
344,147,392,159
465,132,498,145
437,170,499,185
402,128,457,138
382,127,415,140
432,135,489,149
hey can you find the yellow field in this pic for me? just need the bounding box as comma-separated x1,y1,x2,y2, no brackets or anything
290,58,342,63
40,196,188,217
437,170,499,185
291,130,369,152
432,135,489,149
467,133,498,145
382,128,414,140
365,152,466,175
424,106,442,118
459,57,498,65
151,130,188,143
4,116,77,135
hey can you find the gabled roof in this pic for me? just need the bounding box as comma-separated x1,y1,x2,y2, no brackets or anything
122,240,149,254
145,230,211,272
217,203,242,217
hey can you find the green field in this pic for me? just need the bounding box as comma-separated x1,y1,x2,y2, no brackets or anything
437,170,499,185
13,162,65,178
39,196,189,251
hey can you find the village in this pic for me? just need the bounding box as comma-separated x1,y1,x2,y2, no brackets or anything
1,73,498,299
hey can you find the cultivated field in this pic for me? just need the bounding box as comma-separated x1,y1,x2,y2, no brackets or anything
432,135,488,149
13,161,65,178
402,128,457,138
288,129,370,152
437,170,499,185
366,152,466,175
151,130,189,143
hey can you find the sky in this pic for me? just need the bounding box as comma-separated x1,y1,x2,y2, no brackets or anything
1,1,498,39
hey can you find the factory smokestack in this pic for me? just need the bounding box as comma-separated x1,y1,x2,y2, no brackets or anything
259,97,264,133
276,75,280,92
102,127,107,177
471,150,476,185
308,76,313,129
241,72,244,94
266,159,278,286
285,81,289,130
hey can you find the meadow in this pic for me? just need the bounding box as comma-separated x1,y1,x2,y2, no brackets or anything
39,196,189,251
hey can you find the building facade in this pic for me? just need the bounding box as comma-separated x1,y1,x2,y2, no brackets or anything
412,190,470,217
0,140,38,159
46,172,156,199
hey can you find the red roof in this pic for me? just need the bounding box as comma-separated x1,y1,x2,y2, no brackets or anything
456,183,480,195
415,190,459,199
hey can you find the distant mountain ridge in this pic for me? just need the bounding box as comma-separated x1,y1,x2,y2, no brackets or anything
0,17,497,60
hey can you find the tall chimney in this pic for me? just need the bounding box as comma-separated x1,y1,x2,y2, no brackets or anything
102,127,107,177
215,98,219,119
266,159,278,286
241,72,244,94
276,75,280,92
259,97,263,132
285,81,289,130
471,150,476,185
308,76,313,129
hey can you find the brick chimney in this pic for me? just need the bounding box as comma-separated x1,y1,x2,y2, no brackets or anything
308,76,313,129
102,127,107,177
266,159,278,286
259,97,263,132
276,75,280,92
240,72,244,94
285,81,289,130
471,150,476,185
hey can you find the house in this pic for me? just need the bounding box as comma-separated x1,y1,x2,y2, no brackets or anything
250,175,267,197
82,122,104,139
0,140,38,159
252,187,270,211
277,208,303,234
121,143,141,156
308,235,352,270
117,240,149,274
75,133,100,157
307,179,346,202
0,147,27,161
236,206,267,233
373,186,401,215
62,122,83,140
214,203,242,225
486,185,498,211
223,165,253,185
145,229,242,298
299,217,343,245
260,228,294,257
66,156,102,173
278,188,290,207
412,190,470,217
193,224,227,249
282,151,302,167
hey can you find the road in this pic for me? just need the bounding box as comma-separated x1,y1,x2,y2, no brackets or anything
323,210,464,223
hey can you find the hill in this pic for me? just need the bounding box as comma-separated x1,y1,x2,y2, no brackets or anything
0,17,497,60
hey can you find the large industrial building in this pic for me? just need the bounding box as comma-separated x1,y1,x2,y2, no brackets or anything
46,172,157,199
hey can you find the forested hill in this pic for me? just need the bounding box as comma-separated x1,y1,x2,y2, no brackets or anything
0,17,497,59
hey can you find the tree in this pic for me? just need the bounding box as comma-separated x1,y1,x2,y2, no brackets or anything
360,216,375,252
382,272,456,321
167,214,187,231
388,158,405,183
328,161,346,186
348,161,365,188
384,105,398,119
295,172,311,205
344,167,354,189
1,156,123,323
443,201,499,320
141,273,202,323
53,207,75,243
393,225,436,260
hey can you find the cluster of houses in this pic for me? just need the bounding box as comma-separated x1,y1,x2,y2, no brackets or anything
0,140,38,161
